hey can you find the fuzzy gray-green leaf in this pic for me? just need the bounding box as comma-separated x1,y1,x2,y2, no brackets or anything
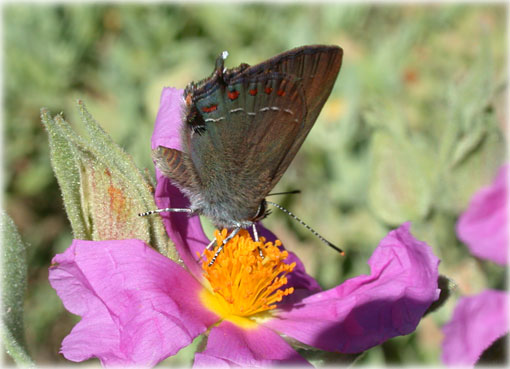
450,121,487,169
1,212,35,367
41,109,90,239
76,101,174,259
434,124,506,213
42,104,176,260
368,130,433,225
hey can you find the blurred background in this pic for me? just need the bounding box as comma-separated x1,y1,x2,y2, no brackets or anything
2,2,507,366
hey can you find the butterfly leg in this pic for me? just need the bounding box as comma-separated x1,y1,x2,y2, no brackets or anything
252,223,259,242
205,237,217,251
252,223,265,259
138,208,193,216
196,237,217,264
208,227,241,266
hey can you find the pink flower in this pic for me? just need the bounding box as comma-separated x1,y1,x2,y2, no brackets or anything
456,164,509,265
441,290,509,366
48,87,440,367
441,164,509,366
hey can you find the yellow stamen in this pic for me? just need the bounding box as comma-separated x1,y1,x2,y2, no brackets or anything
200,229,295,326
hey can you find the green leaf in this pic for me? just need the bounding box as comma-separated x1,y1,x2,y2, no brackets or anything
432,39,506,213
368,129,433,226
75,101,173,259
306,351,365,367
450,120,487,169
41,109,89,240
41,102,177,261
1,212,35,367
298,346,365,367
434,124,506,214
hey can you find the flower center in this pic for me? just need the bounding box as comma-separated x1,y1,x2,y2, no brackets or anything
200,229,295,326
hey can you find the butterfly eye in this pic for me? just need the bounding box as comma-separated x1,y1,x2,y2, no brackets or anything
186,105,207,134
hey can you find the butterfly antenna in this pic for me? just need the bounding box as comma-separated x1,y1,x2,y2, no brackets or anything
266,201,344,255
267,190,301,197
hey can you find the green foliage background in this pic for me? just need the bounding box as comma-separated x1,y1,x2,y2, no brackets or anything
3,3,507,366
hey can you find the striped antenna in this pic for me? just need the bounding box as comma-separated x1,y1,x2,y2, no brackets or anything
266,201,344,255
138,208,193,217
267,190,301,196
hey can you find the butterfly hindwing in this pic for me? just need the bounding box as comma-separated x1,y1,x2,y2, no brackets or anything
152,146,200,193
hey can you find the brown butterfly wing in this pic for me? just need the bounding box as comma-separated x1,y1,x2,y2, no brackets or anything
237,45,343,184
152,146,200,194
155,45,342,227
182,72,307,224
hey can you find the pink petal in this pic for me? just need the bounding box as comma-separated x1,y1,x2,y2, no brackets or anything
193,321,311,367
152,87,185,151
264,222,440,353
154,172,210,279
151,87,210,279
49,239,218,366
441,290,509,366
456,164,509,265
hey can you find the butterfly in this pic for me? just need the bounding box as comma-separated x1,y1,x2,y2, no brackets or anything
149,45,343,259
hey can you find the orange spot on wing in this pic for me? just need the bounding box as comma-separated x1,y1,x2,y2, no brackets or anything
249,89,258,96
265,87,273,94
277,89,285,96
202,105,218,113
228,90,240,100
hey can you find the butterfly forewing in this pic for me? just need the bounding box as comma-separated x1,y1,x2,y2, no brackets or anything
237,45,343,183
240,45,343,115
184,73,307,222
